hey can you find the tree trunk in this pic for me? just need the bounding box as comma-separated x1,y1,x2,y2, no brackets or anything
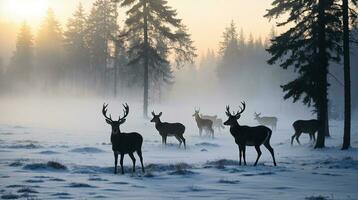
143,0,149,118
113,41,118,97
342,0,351,150
315,0,328,148
325,111,330,137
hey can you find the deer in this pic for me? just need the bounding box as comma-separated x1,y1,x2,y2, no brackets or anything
254,112,278,131
200,114,225,132
291,119,320,145
150,111,186,149
193,109,214,138
224,102,277,166
102,103,145,174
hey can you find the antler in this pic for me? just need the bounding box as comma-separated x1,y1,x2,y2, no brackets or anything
237,101,246,116
119,103,129,121
225,105,232,117
102,103,113,122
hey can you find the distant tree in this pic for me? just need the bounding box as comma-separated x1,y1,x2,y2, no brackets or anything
63,3,91,92
8,21,34,86
217,21,240,82
86,0,118,92
118,0,196,117
36,8,64,89
265,0,344,148
342,0,358,150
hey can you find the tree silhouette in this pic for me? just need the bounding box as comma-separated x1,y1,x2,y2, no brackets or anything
116,0,196,117
265,0,343,148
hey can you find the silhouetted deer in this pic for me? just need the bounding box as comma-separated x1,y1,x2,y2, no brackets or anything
150,111,186,149
291,119,320,145
193,109,214,138
254,112,278,130
102,103,145,174
200,114,225,132
224,102,276,166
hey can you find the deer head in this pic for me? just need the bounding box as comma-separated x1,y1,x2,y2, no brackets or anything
102,103,129,135
224,102,246,126
192,108,200,117
254,112,261,120
150,111,162,123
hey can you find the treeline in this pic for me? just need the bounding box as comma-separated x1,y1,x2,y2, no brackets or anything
196,21,296,101
0,0,195,102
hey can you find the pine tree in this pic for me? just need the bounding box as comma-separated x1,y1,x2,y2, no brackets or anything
342,0,358,150
64,3,90,91
217,21,240,83
265,0,343,148
86,0,118,93
8,21,34,85
36,8,64,89
117,0,196,117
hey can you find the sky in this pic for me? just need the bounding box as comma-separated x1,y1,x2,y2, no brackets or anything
0,0,275,60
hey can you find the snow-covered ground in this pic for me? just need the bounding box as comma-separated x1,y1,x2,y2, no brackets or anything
0,99,357,200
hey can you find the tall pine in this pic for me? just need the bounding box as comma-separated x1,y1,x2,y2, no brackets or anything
64,3,90,91
86,0,118,93
8,22,34,85
118,0,196,117
265,0,343,148
36,8,64,89
342,0,358,150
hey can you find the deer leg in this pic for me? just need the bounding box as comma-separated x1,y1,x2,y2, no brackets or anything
199,128,202,137
295,132,302,145
291,132,297,145
179,135,186,149
161,136,165,147
164,136,167,145
175,135,182,148
312,132,316,142
242,146,247,165
114,152,118,174
120,153,124,174
136,149,145,173
211,127,215,139
309,133,313,141
238,146,242,166
128,153,136,173
264,142,277,166
254,145,262,166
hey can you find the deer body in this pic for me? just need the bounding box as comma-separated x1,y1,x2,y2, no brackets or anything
254,112,278,130
102,103,145,174
151,112,186,149
291,119,320,145
200,114,225,132
193,110,214,138
225,102,276,166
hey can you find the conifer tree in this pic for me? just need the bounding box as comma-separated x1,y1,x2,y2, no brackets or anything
117,0,196,117
36,8,64,88
64,3,90,90
265,0,343,148
8,22,34,85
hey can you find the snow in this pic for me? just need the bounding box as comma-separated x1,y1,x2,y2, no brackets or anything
0,101,358,199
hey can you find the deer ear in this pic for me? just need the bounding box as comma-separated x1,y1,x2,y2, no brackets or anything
159,112,162,117
105,119,112,124
236,114,241,119
119,118,126,124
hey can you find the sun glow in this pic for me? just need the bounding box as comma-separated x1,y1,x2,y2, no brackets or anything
0,0,49,23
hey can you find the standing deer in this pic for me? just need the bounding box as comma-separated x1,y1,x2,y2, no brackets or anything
200,114,225,132
291,119,320,145
150,111,186,149
102,103,145,174
224,102,277,166
254,112,278,131
193,109,214,138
